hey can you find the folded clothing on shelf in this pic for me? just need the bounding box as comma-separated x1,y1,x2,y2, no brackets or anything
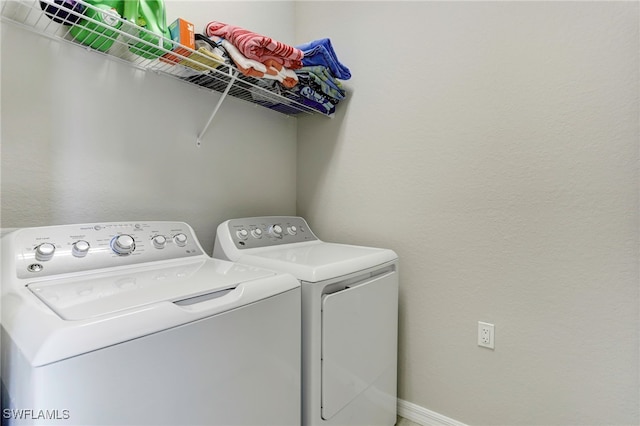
294,85,337,115
283,37,350,115
180,31,350,116
205,21,303,69
206,35,298,88
296,38,351,80
296,65,345,100
242,37,352,115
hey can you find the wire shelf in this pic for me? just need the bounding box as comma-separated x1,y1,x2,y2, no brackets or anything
1,0,328,123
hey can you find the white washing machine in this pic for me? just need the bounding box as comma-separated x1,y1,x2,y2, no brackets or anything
214,216,399,426
1,221,301,426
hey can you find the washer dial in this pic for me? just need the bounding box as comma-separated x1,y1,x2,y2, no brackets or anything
174,233,188,247
35,243,56,261
111,234,135,255
72,240,90,257
152,235,167,249
269,225,283,238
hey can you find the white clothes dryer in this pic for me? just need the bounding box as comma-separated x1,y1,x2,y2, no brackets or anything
214,216,399,426
1,221,301,426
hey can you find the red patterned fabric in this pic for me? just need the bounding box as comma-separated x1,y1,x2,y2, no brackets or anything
205,21,303,69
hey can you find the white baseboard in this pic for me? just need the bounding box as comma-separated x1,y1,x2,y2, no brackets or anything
397,399,467,426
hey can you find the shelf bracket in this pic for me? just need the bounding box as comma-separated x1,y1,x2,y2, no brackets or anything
196,69,240,147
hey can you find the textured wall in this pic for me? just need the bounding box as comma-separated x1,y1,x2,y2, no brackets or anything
1,1,298,254
296,2,639,425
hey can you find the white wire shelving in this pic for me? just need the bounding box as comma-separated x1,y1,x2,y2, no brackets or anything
1,0,328,146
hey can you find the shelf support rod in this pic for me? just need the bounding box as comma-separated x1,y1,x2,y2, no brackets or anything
196,70,239,147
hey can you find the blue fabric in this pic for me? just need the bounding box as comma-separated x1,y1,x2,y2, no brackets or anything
296,38,351,80
296,66,345,100
247,78,336,116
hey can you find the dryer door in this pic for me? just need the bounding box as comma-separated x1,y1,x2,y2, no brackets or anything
321,269,398,420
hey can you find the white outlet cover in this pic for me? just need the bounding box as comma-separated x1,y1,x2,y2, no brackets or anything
478,321,495,349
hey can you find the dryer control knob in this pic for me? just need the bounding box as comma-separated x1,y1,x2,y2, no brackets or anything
111,234,135,255
287,225,298,236
152,235,167,249
251,228,263,239
35,243,56,261
72,240,90,257
269,225,283,238
174,233,188,247
236,229,249,240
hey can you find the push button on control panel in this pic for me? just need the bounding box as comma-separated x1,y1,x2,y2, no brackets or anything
27,263,44,273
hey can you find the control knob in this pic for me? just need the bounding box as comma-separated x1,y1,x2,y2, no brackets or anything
174,233,188,247
269,224,283,238
152,235,167,249
72,240,90,257
251,228,263,239
111,234,135,255
35,243,56,261
287,225,298,236
236,229,249,240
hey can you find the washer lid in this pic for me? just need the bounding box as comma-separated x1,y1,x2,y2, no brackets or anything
240,242,397,282
27,258,275,320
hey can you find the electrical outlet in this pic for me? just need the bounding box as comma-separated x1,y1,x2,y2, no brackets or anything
478,321,495,349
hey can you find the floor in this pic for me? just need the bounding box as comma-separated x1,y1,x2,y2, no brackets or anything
396,416,422,426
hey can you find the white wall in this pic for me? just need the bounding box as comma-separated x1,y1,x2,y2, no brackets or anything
295,2,639,425
3,1,639,424
1,1,299,254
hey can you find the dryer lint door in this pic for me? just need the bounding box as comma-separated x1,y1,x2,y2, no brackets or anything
320,269,398,420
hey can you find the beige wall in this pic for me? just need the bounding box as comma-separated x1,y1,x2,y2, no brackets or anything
1,1,298,254
2,1,639,424
296,2,639,425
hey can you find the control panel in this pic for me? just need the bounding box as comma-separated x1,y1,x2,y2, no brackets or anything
225,216,318,250
12,222,204,279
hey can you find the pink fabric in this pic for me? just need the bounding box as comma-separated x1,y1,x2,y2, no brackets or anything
205,21,303,69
